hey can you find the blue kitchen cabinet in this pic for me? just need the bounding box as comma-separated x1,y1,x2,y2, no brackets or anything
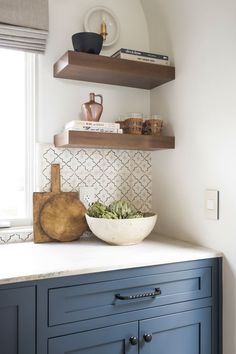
139,308,211,354
0,258,222,354
0,286,35,354
37,258,222,354
47,308,211,354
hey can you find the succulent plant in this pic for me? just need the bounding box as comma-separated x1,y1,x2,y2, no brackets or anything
86,201,107,218
87,200,144,219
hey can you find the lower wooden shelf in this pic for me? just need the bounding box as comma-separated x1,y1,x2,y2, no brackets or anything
54,131,175,151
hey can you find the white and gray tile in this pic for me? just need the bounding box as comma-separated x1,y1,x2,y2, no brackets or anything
39,144,152,212
1,144,152,245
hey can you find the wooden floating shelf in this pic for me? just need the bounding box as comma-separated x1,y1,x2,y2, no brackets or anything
53,51,175,90
54,131,175,151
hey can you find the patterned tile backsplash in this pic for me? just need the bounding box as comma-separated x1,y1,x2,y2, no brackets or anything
39,145,152,212
0,228,33,245
0,144,152,244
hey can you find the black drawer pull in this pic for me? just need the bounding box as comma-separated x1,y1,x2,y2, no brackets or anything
115,287,161,300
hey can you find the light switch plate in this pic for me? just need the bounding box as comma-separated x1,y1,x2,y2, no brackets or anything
205,190,219,220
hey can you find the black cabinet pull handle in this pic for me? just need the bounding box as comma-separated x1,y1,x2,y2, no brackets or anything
143,333,153,343
115,287,161,301
129,336,138,345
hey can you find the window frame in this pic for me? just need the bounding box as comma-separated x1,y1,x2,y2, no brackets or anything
0,51,36,227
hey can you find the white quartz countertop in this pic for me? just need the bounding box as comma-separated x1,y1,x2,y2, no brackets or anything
0,233,222,285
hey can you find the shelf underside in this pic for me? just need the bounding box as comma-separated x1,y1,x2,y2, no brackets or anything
54,131,175,151
53,51,175,90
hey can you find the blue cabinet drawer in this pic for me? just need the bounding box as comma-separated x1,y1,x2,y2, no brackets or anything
48,266,211,327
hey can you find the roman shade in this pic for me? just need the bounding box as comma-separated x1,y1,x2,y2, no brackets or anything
0,0,49,53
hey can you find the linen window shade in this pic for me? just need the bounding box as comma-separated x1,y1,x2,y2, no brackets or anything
0,0,48,53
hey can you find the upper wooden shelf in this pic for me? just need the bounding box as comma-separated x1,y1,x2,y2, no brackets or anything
54,131,175,151
53,51,175,90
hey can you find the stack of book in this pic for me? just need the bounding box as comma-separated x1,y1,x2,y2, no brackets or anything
64,120,123,134
111,48,170,66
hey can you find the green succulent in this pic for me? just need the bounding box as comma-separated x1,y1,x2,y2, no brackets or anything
101,211,118,219
109,200,134,219
87,201,107,218
87,200,144,219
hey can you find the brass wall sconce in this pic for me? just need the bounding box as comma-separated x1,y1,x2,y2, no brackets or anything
84,6,120,47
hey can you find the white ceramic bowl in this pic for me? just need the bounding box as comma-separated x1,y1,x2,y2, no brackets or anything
85,213,157,245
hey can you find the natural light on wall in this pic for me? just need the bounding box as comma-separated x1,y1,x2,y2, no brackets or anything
0,48,35,225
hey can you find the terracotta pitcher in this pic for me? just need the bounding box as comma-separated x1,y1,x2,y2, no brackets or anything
81,93,103,121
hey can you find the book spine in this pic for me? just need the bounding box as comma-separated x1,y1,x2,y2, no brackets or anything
112,48,168,60
117,53,170,65
65,121,120,129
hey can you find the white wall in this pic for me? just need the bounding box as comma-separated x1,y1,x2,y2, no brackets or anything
37,0,150,143
142,0,236,353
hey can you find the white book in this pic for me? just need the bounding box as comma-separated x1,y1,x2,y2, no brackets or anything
65,127,123,134
115,53,170,66
64,120,120,130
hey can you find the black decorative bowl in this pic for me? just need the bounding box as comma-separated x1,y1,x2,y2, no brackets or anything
72,32,103,54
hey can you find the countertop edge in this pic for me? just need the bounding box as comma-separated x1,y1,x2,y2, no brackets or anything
0,233,223,286
0,255,223,286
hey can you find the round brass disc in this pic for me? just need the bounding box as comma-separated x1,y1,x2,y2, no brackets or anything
40,193,87,241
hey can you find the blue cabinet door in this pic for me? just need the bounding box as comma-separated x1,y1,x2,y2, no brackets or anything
139,308,211,354
0,286,35,354
48,322,138,354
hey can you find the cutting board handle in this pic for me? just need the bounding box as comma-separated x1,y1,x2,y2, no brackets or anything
51,164,61,193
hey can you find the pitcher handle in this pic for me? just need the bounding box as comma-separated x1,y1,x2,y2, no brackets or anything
95,94,103,105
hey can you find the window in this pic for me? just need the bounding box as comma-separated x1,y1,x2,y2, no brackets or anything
0,48,35,227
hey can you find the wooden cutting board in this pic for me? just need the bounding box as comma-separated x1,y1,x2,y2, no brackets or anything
33,164,88,243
